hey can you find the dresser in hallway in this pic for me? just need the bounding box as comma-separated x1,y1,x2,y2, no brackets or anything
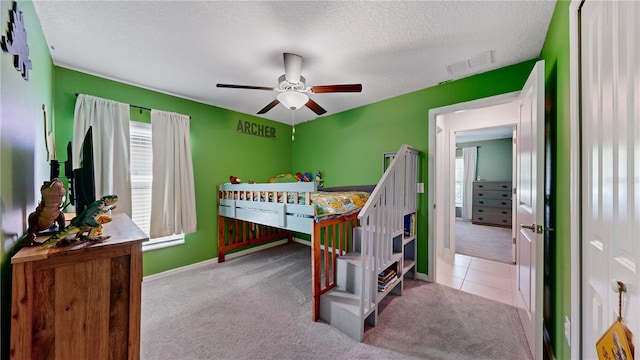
471,181,512,228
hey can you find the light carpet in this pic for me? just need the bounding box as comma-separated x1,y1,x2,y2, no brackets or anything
455,219,513,264
141,242,531,360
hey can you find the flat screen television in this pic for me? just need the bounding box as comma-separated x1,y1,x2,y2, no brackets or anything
65,126,96,213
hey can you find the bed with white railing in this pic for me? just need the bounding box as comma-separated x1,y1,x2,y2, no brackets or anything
217,144,418,324
218,182,372,320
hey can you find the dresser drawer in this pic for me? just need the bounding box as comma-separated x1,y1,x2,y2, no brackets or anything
473,207,511,217
473,181,512,191
473,198,511,209
473,190,511,200
472,213,512,227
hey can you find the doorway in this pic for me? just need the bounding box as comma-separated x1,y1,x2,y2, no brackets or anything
454,127,515,265
430,100,518,305
428,67,546,356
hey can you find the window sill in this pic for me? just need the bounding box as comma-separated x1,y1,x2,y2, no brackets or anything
143,234,184,252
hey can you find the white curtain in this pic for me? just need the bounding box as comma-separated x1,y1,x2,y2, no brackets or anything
461,147,477,220
74,94,132,215
150,110,197,238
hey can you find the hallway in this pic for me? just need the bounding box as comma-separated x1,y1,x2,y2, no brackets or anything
436,253,516,306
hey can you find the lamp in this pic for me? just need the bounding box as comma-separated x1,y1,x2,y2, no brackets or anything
277,91,309,111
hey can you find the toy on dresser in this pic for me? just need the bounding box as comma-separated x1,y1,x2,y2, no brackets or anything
26,178,66,246
40,195,119,248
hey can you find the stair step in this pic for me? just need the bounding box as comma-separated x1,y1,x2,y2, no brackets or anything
320,287,376,341
321,287,363,316
338,252,369,267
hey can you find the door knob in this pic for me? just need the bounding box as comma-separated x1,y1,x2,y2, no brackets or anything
610,279,627,293
520,224,535,232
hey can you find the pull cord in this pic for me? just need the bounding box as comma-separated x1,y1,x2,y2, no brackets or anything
291,110,296,141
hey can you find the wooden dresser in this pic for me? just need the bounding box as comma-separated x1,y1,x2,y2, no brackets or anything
10,214,148,360
471,181,512,228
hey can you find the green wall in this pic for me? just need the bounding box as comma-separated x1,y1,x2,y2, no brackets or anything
52,67,294,275
292,59,537,275
457,138,513,182
1,1,575,358
539,1,571,359
0,1,54,357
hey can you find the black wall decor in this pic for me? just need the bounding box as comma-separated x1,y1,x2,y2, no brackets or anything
1,1,32,80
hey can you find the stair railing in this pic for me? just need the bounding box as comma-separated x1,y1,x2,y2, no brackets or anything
357,144,419,318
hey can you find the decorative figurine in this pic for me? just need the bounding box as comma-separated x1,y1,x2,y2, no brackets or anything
40,195,118,248
26,178,66,246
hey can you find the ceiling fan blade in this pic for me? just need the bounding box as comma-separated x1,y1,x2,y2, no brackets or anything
283,53,303,84
311,84,363,93
257,99,280,114
305,98,327,115
217,84,274,91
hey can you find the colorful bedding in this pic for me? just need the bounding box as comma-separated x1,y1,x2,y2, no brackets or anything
310,191,370,222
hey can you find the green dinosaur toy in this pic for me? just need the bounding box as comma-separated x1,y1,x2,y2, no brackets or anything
41,195,119,248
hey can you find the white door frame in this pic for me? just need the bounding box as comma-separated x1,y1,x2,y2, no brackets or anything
568,0,582,358
427,91,519,283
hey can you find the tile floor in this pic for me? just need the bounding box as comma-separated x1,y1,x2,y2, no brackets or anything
436,252,517,306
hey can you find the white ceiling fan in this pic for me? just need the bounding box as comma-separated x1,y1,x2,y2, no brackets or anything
217,53,362,115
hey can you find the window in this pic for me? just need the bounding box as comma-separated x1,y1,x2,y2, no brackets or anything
129,121,184,250
454,157,464,207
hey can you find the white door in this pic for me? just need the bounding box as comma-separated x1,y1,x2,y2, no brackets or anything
515,60,544,358
581,1,639,358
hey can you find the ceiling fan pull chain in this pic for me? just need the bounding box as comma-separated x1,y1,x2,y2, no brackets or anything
291,110,295,141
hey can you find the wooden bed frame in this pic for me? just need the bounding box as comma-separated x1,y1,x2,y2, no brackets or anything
217,182,373,321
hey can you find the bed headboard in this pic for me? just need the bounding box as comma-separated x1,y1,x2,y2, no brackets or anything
321,185,376,193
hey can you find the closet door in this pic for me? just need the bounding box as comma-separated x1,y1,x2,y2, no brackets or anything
581,1,639,358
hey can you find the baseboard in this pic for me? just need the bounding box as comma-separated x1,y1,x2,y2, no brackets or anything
415,272,431,282
292,237,311,246
225,238,290,260
144,257,219,282
143,239,289,282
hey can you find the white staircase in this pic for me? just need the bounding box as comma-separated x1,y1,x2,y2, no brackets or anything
319,145,419,341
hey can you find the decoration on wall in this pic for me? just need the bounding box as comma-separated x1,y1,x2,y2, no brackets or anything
596,281,634,360
1,1,32,80
236,119,276,139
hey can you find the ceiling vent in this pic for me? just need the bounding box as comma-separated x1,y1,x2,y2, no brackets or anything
447,51,494,76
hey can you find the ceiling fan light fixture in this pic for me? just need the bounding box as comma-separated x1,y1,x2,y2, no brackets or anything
277,91,309,111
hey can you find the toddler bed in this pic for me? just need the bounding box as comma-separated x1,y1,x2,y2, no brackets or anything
218,182,374,321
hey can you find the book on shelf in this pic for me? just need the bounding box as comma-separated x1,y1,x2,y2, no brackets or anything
378,276,398,292
378,268,396,282
378,268,397,291
404,213,416,236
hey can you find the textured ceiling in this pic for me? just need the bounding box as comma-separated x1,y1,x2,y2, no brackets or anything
33,1,556,124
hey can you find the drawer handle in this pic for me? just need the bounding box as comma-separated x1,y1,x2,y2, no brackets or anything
478,209,483,213
478,201,484,204
501,211,508,214
501,202,508,205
